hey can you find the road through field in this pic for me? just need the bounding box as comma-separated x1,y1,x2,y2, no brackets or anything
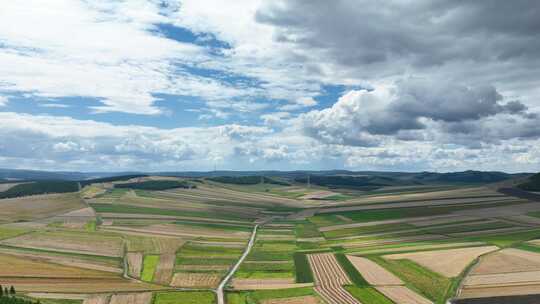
216,223,259,304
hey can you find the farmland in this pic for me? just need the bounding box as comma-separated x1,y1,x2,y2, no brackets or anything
0,172,539,303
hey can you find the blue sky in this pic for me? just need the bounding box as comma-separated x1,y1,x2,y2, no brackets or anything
0,1,539,172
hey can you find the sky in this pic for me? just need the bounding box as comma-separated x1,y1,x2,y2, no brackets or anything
0,0,539,173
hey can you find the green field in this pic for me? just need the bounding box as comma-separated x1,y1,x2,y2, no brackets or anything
293,252,314,283
345,286,394,304
141,254,159,282
154,291,215,304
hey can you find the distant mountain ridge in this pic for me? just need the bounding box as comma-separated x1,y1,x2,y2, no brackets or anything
0,168,530,185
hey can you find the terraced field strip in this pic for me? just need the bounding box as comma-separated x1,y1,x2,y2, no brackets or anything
308,253,360,304
384,246,498,278
126,252,143,278
109,293,153,304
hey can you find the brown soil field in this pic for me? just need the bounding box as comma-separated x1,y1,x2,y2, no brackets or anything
83,295,109,304
458,284,540,299
308,253,359,304
105,224,249,239
170,272,221,288
319,195,517,214
459,249,540,299
261,295,321,304
99,213,250,225
1,231,124,257
232,278,312,290
471,248,540,275
341,234,447,249
0,247,121,272
449,227,527,237
109,293,152,304
300,191,339,200
376,286,433,304
349,242,486,255
452,202,540,218
127,252,143,278
119,192,262,217
59,207,96,217
0,253,118,278
342,187,503,205
0,277,164,293
464,270,540,287
177,265,230,271
385,246,498,277
346,255,402,285
154,254,175,285
27,293,90,300
408,216,480,227
0,193,86,222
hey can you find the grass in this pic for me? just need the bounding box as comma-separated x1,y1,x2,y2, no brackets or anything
423,221,515,235
461,228,540,247
154,291,215,304
345,286,393,304
331,201,522,223
85,220,97,232
293,252,314,283
309,215,348,227
335,253,369,286
295,222,322,238
514,242,540,253
372,256,451,303
141,254,159,282
323,223,415,239
0,226,29,240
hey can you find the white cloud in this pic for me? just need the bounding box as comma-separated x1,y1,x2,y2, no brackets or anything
0,96,7,106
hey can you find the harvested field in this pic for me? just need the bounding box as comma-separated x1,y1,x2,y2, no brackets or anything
0,277,164,293
408,216,479,227
308,253,360,304
109,293,152,304
0,252,118,278
385,246,498,277
376,286,433,304
464,270,540,286
154,253,175,285
0,193,86,222
127,252,143,278
349,242,486,255
470,248,540,275
83,295,109,304
104,224,249,239
346,255,402,285
59,207,96,217
319,196,518,214
1,230,124,257
232,278,313,290
170,272,221,288
261,295,320,304
342,187,504,205
459,248,540,299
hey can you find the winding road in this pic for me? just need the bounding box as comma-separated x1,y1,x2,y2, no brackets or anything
216,223,260,304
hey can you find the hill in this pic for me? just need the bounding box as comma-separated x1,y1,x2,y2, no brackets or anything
518,172,540,191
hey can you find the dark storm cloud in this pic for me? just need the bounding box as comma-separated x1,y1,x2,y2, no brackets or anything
256,0,540,71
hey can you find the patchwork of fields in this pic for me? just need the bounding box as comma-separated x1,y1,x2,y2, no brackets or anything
1,176,540,303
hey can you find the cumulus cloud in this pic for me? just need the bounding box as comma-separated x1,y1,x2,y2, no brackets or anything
0,96,7,107
299,80,539,147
